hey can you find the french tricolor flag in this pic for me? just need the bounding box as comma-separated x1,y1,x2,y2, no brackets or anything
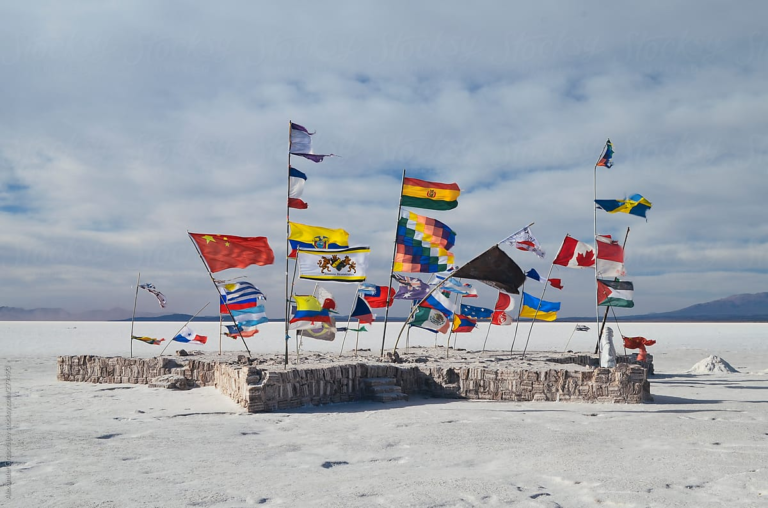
288,167,308,209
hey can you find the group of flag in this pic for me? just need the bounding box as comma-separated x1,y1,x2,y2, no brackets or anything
218,281,268,338
153,134,647,351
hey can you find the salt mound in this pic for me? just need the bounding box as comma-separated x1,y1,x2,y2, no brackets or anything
687,355,739,374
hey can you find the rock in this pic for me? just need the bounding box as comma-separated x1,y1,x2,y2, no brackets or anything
148,374,190,390
176,349,189,357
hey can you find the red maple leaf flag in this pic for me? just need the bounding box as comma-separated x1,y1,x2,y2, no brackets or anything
189,233,275,273
553,235,596,269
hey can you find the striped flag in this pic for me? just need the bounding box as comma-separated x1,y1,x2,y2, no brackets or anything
288,167,309,209
401,177,460,210
217,281,266,312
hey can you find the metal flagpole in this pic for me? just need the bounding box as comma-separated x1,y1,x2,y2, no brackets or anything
130,272,140,358
160,302,210,356
187,234,251,357
354,327,361,356
510,281,525,353
339,287,360,356
285,120,294,367
563,325,578,353
596,227,631,351
380,169,406,358
481,320,492,352
406,323,411,352
219,312,222,355
446,291,460,350
593,140,608,355
521,263,556,359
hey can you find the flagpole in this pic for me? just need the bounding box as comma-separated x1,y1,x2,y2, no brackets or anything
593,140,608,355
563,325,578,353
339,287,360,356
219,312,222,355
510,282,525,353
481,320,492,353
447,291,461,350
380,169,406,358
596,227,631,352
187,234,252,358
406,322,411,352
285,120,293,367
160,302,210,356
354,327,361,356
291,261,302,363
130,272,140,358
521,262,556,359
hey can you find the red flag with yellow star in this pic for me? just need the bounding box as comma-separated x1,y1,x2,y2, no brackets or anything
189,233,275,273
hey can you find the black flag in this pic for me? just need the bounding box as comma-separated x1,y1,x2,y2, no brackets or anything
452,245,525,294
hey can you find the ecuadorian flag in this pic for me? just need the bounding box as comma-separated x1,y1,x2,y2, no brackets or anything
288,222,349,258
519,292,560,321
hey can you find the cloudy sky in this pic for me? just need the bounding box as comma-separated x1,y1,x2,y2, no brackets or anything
1,1,767,319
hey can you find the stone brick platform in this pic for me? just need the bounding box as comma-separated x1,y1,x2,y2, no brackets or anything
57,352,652,412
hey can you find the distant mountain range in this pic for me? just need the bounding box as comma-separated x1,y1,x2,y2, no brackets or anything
2,292,767,322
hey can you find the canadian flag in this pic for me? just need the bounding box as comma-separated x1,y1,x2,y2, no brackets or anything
553,235,595,269
491,292,515,326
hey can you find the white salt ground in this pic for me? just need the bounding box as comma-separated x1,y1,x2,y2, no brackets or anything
2,321,768,507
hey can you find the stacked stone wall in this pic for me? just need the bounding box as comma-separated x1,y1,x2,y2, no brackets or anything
57,356,651,411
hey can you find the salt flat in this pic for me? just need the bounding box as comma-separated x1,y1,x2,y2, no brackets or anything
2,322,768,507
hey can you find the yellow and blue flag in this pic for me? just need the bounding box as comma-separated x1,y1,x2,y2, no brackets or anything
595,194,652,219
519,292,560,321
288,222,349,258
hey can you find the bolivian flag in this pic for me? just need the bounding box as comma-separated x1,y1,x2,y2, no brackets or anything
401,177,460,211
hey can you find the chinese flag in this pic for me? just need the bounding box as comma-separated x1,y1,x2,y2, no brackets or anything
189,233,275,273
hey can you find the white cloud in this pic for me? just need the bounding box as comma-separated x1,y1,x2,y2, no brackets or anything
1,1,766,317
